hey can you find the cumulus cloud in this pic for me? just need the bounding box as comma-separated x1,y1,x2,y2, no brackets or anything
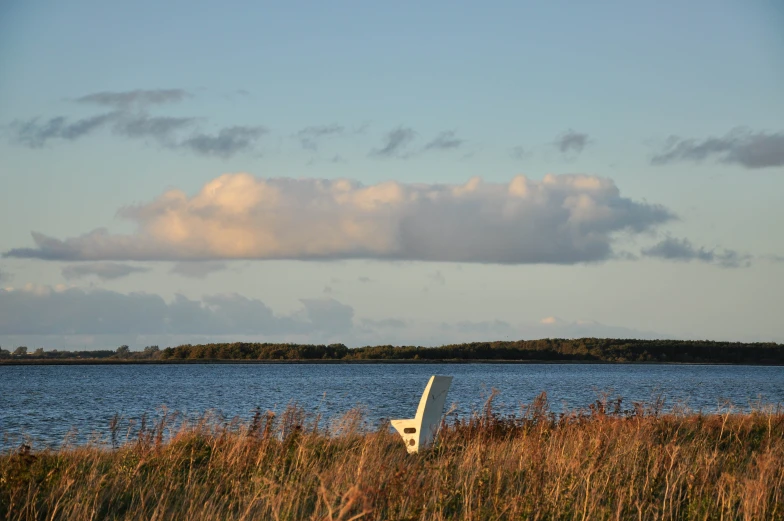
0,285,353,336
61,262,150,280
371,127,416,157
641,237,751,268
4,173,675,264
180,126,267,157
170,261,228,279
75,89,190,108
555,129,590,155
651,128,784,169
424,131,464,151
296,124,344,151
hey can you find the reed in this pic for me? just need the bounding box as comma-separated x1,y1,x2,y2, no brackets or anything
2,395,783,520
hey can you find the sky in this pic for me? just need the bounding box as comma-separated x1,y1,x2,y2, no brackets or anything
0,0,783,350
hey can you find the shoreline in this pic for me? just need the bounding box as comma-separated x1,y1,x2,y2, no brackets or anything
1,358,781,366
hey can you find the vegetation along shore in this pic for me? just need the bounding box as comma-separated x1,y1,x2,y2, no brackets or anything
2,338,783,365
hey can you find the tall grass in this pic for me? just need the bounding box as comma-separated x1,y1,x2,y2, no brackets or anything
2,395,783,520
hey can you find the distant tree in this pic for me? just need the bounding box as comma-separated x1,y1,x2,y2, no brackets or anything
143,345,160,358
32,347,45,357
13,346,27,356
0,348,10,359
115,345,131,358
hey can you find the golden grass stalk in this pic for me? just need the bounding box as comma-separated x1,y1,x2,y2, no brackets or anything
2,394,783,520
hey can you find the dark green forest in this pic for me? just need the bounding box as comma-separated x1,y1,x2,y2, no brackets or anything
2,338,783,364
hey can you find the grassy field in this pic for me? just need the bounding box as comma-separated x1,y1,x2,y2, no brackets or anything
2,396,783,520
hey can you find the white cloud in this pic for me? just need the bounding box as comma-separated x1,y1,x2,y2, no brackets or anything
5,173,674,264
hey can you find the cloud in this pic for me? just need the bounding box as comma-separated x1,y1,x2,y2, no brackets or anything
424,131,464,151
13,114,256,157
9,89,261,157
11,112,196,148
0,285,353,336
371,127,416,157
357,276,373,283
0,285,679,347
75,89,190,108
61,262,149,280
180,126,267,157
113,114,197,143
651,128,784,169
170,261,228,279
12,113,119,148
554,129,590,155
295,124,344,151
641,237,751,268
297,298,354,335
0,268,9,283
4,173,674,264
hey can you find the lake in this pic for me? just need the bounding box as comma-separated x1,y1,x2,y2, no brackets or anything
2,363,783,449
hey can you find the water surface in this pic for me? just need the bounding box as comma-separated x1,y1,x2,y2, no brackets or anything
2,363,782,448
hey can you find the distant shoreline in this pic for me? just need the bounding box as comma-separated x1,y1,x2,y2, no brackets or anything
4,338,782,366
1,358,781,366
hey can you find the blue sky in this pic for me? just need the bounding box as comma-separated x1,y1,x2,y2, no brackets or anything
0,0,782,349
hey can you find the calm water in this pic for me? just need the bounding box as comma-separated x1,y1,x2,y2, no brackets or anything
2,363,783,449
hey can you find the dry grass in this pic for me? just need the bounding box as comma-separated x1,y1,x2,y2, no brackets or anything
2,395,783,520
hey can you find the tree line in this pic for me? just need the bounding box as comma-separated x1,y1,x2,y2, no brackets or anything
2,338,783,364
